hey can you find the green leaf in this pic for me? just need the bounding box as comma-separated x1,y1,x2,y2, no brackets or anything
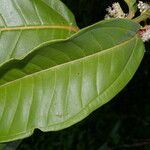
0,0,78,67
0,145,5,150
0,19,145,142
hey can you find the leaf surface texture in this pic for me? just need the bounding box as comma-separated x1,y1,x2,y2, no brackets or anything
0,19,145,142
0,0,78,66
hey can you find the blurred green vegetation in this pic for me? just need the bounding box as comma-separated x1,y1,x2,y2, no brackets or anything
4,0,150,150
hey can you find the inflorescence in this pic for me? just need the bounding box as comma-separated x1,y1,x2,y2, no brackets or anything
138,1,150,13
105,2,126,19
104,1,150,42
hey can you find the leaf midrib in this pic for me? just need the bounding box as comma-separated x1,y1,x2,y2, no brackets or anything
0,34,137,88
0,25,79,32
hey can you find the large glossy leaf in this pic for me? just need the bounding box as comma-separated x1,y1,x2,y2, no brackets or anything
0,19,145,142
0,0,78,66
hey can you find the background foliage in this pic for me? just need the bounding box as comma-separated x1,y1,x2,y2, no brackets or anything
3,0,150,149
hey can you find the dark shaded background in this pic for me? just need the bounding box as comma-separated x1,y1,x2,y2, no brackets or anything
17,0,150,150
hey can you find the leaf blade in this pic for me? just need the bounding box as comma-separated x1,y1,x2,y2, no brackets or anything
0,19,145,142
0,0,78,66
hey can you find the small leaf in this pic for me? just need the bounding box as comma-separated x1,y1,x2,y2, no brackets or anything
0,19,145,142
